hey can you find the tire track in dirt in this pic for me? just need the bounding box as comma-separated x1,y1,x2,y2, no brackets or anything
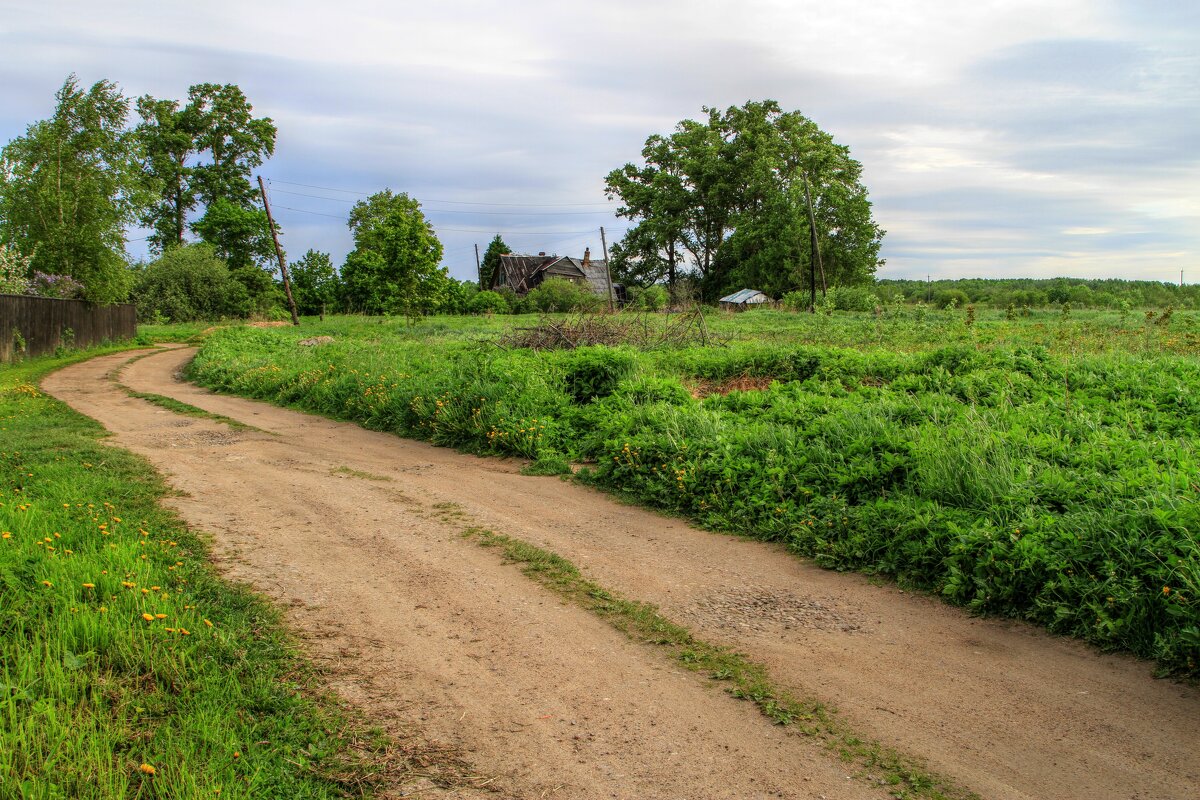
46,347,1200,800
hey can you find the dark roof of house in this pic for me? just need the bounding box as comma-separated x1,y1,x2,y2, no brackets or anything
495,253,611,296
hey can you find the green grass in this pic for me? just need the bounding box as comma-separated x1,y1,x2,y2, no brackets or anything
183,310,1200,676
0,348,450,799
449,517,973,800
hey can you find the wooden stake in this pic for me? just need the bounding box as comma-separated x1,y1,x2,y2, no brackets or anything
258,175,300,326
600,226,615,311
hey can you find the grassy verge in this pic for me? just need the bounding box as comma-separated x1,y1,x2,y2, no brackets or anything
434,502,972,800
0,348,465,799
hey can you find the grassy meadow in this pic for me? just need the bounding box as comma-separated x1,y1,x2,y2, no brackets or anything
0,348,410,799
185,307,1200,677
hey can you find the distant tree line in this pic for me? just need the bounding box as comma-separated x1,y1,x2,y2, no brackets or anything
877,277,1200,310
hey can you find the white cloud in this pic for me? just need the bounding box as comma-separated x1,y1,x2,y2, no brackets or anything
1,0,1196,282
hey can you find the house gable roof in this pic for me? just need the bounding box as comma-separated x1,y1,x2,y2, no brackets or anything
495,253,611,296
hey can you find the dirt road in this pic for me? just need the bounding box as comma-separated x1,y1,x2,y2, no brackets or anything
43,347,1200,800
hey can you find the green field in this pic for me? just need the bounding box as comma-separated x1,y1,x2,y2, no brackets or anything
183,307,1200,677
0,349,412,799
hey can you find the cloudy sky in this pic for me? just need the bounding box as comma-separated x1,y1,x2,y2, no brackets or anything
2,0,1197,284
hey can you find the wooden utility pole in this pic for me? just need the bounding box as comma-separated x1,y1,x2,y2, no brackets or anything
258,175,300,326
600,226,615,311
803,176,827,296
475,243,483,288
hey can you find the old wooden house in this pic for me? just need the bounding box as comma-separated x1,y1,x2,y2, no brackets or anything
489,248,624,302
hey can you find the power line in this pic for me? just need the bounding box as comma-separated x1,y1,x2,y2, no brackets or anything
270,188,613,216
271,204,628,236
267,178,614,208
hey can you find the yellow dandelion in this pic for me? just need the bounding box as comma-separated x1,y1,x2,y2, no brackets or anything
82,583,95,589
154,613,167,619
139,763,156,775
203,619,213,627
142,613,155,622
41,580,52,587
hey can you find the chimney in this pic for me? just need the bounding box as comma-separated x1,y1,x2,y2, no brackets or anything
583,247,591,267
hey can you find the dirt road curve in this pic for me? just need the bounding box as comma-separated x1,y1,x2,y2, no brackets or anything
43,348,1200,800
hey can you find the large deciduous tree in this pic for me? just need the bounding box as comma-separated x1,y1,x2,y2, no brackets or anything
605,100,884,301
340,190,447,317
0,75,141,303
135,83,277,309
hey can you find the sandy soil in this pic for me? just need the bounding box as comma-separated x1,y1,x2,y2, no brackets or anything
42,347,1200,800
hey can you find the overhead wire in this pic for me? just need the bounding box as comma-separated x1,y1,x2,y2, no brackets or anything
272,204,627,237
267,178,615,208
270,188,613,215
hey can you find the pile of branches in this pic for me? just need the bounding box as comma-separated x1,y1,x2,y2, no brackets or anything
497,308,720,351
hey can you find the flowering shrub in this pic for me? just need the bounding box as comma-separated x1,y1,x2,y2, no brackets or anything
30,271,85,299
0,243,33,294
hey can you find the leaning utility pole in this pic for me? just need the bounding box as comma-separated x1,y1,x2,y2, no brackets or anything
258,175,300,326
475,243,483,289
803,176,827,296
600,226,615,311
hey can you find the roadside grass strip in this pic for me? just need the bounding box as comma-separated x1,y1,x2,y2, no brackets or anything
450,515,975,800
0,350,474,799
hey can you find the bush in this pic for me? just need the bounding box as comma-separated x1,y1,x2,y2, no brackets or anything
784,286,878,313
933,289,970,309
780,290,809,312
560,346,638,403
527,277,602,313
133,244,250,322
469,290,511,315
29,271,85,299
826,285,879,312
627,285,669,311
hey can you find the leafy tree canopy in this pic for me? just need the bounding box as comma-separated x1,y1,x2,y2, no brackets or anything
340,190,447,317
605,100,884,301
135,83,276,259
288,249,339,315
0,75,142,303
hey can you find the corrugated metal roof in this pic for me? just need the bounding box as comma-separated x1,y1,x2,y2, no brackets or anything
719,289,769,304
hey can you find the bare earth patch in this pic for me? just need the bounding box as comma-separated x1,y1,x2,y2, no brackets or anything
42,347,1200,800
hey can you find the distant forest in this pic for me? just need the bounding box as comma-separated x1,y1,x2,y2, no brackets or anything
875,277,1198,310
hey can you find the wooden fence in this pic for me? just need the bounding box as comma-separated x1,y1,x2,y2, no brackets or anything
1,294,137,362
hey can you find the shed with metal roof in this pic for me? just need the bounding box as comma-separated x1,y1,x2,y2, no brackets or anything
718,289,772,310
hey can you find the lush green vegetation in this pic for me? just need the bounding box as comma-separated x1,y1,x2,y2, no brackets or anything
0,349,404,798
878,276,1200,310
185,308,1199,677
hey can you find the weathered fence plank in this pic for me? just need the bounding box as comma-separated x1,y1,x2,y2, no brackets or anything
0,294,137,362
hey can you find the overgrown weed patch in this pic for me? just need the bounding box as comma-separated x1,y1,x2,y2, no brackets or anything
185,311,1200,676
